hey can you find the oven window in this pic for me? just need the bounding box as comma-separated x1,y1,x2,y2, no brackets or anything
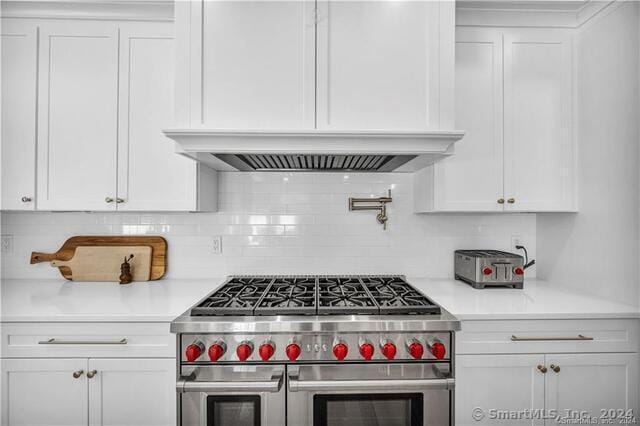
207,395,260,426
313,393,423,426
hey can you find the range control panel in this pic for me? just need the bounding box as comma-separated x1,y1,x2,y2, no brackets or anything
180,332,451,364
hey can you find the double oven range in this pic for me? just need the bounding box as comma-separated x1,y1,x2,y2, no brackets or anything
171,275,460,426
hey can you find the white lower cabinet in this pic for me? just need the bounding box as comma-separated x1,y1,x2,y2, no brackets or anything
1,358,89,426
1,358,175,426
544,353,639,418
1,322,176,426
456,319,640,426
88,359,175,426
456,354,545,425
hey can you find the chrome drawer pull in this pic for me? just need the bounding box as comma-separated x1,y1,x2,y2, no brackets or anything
287,376,455,392
177,373,283,394
511,334,593,342
38,338,128,345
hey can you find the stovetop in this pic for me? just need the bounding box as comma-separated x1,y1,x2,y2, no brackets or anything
190,275,442,316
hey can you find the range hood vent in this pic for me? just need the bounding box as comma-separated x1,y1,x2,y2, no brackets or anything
163,129,465,173
217,154,415,172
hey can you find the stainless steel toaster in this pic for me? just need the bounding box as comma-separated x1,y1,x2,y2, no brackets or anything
454,250,525,289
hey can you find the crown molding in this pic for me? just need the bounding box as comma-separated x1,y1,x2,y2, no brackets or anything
0,1,173,21
456,0,614,28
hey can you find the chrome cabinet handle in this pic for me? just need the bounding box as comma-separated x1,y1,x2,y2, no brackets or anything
73,370,84,379
115,197,125,204
511,335,593,342
38,338,128,345
105,197,114,203
537,365,547,374
21,196,32,203
497,198,505,204
507,198,515,204
87,370,97,379
550,364,561,373
177,373,283,394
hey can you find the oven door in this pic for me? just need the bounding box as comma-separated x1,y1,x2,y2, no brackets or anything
177,365,285,426
287,363,453,426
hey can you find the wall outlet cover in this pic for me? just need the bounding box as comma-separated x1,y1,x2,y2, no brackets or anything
1,234,13,254
212,236,222,255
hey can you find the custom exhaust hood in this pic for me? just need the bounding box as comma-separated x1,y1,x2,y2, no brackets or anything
163,129,465,172
163,1,464,173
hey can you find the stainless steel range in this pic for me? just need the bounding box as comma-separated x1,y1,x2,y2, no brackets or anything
171,275,460,426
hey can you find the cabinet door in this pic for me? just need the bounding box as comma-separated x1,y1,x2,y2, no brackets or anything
503,30,575,212
37,22,119,211
1,22,37,210
1,358,88,426
316,1,453,130
88,358,175,426
186,0,315,129
116,23,199,211
545,353,639,421
431,28,504,212
456,354,545,426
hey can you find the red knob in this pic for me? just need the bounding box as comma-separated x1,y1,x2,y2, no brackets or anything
208,343,226,362
185,342,204,362
286,343,301,361
236,342,253,362
381,342,397,360
483,267,493,276
258,342,275,361
431,342,446,360
333,343,348,361
359,343,374,360
514,267,524,276
408,342,424,360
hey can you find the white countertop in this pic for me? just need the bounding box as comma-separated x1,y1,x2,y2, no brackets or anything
0,278,221,322
1,277,638,322
409,277,640,320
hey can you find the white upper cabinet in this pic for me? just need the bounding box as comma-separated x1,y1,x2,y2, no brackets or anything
15,16,217,212
175,0,315,129
173,0,454,132
415,27,576,213
1,22,37,211
36,22,119,211
315,1,454,130
503,30,575,212
116,23,212,211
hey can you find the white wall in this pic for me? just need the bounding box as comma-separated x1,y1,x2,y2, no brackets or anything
537,1,640,306
1,172,536,280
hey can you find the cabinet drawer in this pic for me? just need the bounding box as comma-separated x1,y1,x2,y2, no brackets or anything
1,322,175,358
456,319,639,355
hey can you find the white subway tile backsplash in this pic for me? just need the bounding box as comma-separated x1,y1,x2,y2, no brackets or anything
1,172,536,279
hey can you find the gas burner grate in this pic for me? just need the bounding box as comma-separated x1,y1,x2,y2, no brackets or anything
361,276,442,315
317,277,378,315
255,277,317,315
190,277,273,316
190,275,441,316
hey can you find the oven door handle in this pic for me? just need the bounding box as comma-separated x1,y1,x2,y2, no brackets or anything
287,373,455,392
177,372,284,394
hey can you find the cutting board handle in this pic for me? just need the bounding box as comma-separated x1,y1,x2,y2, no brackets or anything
30,252,56,264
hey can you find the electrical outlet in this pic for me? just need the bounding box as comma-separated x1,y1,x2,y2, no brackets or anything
1,235,13,254
212,236,222,254
511,235,523,252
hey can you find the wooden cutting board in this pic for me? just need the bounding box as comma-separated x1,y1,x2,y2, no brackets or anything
49,246,152,282
30,236,167,281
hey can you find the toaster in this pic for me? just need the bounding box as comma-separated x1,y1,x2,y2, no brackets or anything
454,250,525,289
